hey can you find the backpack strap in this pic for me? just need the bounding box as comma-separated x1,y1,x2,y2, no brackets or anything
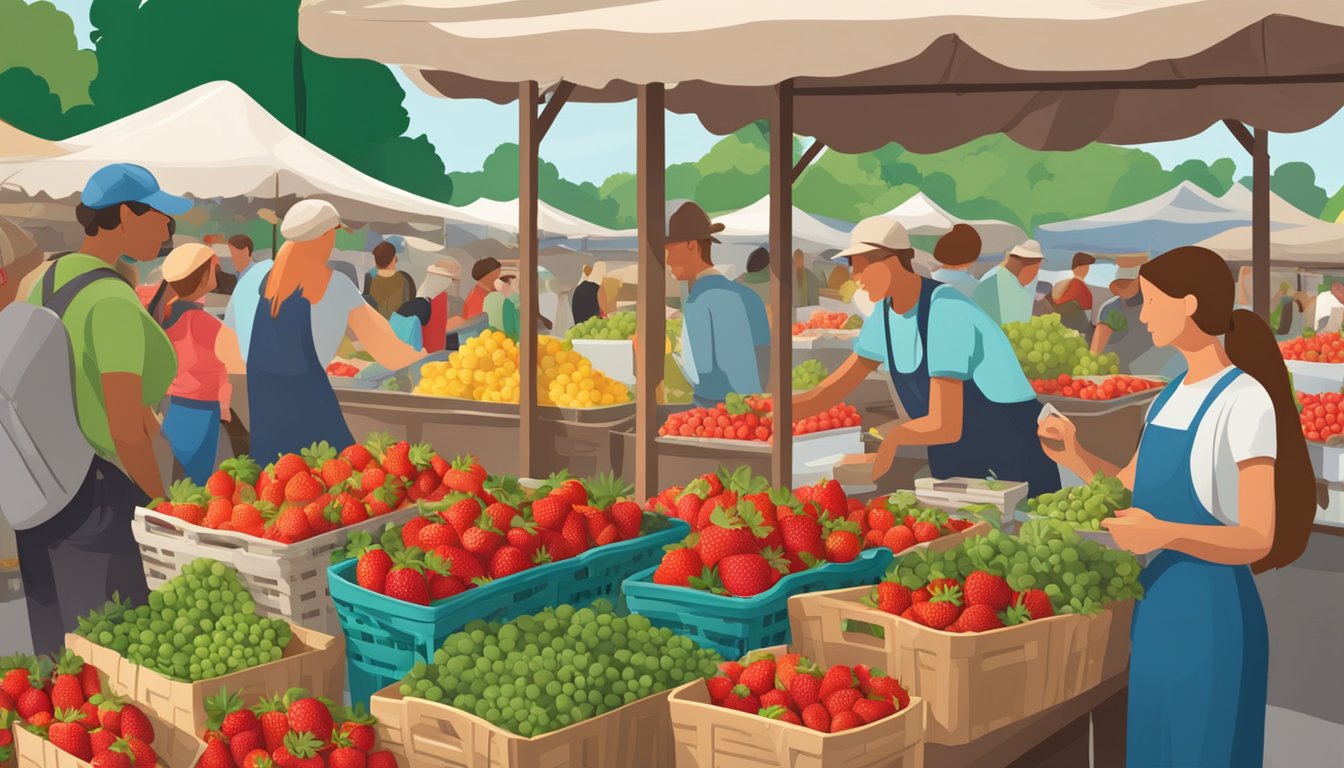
145,280,170,322
41,265,129,319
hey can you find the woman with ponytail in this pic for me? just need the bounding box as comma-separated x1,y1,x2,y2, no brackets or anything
1039,246,1315,768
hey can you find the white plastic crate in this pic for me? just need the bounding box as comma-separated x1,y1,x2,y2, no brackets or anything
568,338,636,385
1307,441,1344,484
1286,359,1344,395
131,505,421,635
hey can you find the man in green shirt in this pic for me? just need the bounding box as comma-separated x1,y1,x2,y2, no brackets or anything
20,163,186,653
974,241,1044,326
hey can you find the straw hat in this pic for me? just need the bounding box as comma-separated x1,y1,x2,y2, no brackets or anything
162,243,216,282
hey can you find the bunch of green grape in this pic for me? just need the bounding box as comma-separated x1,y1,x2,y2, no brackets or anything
887,519,1144,615
74,559,292,682
1002,314,1120,379
792,359,829,391
399,601,722,737
1028,473,1131,530
565,311,638,341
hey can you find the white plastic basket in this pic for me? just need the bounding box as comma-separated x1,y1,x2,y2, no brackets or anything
1286,359,1344,395
568,338,636,385
131,505,421,635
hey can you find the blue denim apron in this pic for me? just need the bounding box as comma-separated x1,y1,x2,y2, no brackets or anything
1127,368,1268,768
882,279,1061,495
245,274,354,463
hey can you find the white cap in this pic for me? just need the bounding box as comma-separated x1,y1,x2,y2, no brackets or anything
280,199,348,242
162,243,216,282
833,216,911,262
1007,240,1045,261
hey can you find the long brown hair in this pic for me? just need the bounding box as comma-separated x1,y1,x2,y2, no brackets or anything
1140,247,1316,572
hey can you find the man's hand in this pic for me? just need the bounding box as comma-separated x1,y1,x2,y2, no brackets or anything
872,430,901,482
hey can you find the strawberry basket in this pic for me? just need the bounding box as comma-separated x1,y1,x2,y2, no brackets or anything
328,513,688,703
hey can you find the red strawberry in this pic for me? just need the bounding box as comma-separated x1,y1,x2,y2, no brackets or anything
339,720,377,753
737,656,776,696
694,492,737,532
1014,589,1055,620
852,697,897,724
653,546,703,587
418,521,458,550
717,550,788,597
461,513,504,555
273,507,314,542
882,525,917,553
958,603,1005,632
204,497,233,529
720,684,759,714
91,750,132,768
697,505,767,567
674,493,703,527
50,652,87,711
867,508,895,533
18,687,52,719
505,518,541,558
830,712,864,733
89,728,117,757
117,703,153,743
254,696,290,752
285,472,323,505
341,444,373,472
818,665,855,700
231,729,265,766
786,666,822,710
912,520,940,543
759,704,801,725
274,730,325,768
330,743,368,768
911,586,931,604
823,530,861,563
480,502,517,534
274,453,308,484
49,709,93,760
759,689,791,710
717,661,744,682
355,547,393,593
286,697,334,742
963,571,1013,611
380,441,415,478
778,513,823,557
197,739,234,768
384,550,430,605
610,501,643,540
705,676,735,704
531,494,571,531
823,688,863,717
1,662,32,700
444,495,484,534
401,517,432,550
913,587,962,630
366,751,399,768
813,479,847,518
699,472,724,497
358,466,389,496
442,456,485,497
321,458,353,490
871,582,913,616
560,512,589,554
801,703,831,732
334,493,368,527
489,546,533,579
580,506,613,541
867,676,911,710
432,545,486,583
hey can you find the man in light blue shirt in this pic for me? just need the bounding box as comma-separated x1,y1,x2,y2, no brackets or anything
974,240,1044,326
665,203,770,407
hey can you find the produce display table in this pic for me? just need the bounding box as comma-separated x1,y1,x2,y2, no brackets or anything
926,673,1127,768
617,428,862,488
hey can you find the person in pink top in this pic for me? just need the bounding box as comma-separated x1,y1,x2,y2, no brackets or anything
158,244,231,484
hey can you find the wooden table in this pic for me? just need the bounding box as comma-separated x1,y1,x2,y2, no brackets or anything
927,672,1128,768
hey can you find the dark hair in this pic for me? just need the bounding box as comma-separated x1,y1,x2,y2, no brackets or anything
934,224,981,267
472,257,502,282
228,234,253,253
395,296,432,326
1072,252,1097,270
373,241,397,269
167,258,215,299
500,274,516,284
75,201,152,237
1140,247,1315,573
746,247,770,273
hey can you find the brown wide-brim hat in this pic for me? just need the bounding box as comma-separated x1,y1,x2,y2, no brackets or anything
666,202,724,245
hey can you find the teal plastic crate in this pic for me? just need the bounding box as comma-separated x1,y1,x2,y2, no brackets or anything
330,514,688,703
621,547,893,660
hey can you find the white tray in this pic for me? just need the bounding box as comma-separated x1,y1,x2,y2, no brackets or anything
1286,359,1344,395
569,338,636,386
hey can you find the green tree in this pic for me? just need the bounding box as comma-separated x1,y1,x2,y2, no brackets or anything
0,66,66,137
81,0,451,201
1324,186,1344,224
0,0,97,108
1237,162,1328,218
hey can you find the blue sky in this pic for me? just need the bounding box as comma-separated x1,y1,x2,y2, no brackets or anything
50,0,1344,189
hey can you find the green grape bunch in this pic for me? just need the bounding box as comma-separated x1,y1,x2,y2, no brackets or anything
792,359,829,391
564,311,639,341
74,559,292,682
1027,472,1132,530
1002,314,1121,379
399,600,723,737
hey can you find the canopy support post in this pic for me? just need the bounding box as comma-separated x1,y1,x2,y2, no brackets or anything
770,80,795,487
536,81,575,145
792,140,825,182
1221,119,1255,155
635,84,667,501
1252,128,1270,320
272,172,279,255
519,81,541,477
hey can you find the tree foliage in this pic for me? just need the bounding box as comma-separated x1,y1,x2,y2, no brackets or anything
0,0,97,108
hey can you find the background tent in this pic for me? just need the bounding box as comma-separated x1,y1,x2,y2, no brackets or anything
713,197,851,252
875,192,1027,254
448,197,638,250
0,81,467,228
0,121,64,160
1198,220,1344,268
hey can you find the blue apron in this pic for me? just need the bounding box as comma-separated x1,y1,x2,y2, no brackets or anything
245,274,353,463
1127,368,1268,768
882,280,1061,494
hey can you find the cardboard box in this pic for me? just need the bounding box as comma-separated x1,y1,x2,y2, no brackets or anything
914,477,1030,525
370,683,675,768
64,624,344,737
788,587,1132,745
668,669,924,768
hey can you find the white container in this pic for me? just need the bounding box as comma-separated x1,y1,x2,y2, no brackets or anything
914,476,1030,525
1286,359,1344,395
569,338,636,386
1307,441,1344,484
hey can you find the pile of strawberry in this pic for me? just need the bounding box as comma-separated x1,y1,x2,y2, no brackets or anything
706,651,910,734
1280,331,1344,363
658,394,859,441
345,471,649,605
196,688,397,768
150,432,480,545
1297,390,1344,443
648,470,878,597
865,571,1055,633
857,491,978,554
326,361,360,378
1030,374,1161,401
3,650,160,767
791,310,852,336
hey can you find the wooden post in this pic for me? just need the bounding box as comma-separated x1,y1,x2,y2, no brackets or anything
770,81,795,486
519,82,540,477
635,84,666,501
1252,128,1270,320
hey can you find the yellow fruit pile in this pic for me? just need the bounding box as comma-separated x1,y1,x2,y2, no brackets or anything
415,331,631,407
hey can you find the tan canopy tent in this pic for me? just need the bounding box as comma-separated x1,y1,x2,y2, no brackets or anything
0,121,64,159
1198,220,1344,268
300,0,1344,493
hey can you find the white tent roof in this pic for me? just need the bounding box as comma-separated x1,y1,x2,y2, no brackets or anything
713,197,851,251
452,197,635,241
300,2,1344,154
0,81,472,227
875,192,1027,253
0,121,64,159
1197,220,1344,267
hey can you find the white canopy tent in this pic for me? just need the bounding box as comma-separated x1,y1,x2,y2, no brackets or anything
0,121,64,159
448,197,638,249
874,192,1027,254
0,81,474,228
1198,219,1344,268
712,197,852,251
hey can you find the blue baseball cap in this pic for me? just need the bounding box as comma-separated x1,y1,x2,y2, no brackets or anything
81,163,192,215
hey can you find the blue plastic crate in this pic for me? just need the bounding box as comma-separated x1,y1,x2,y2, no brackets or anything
330,514,688,703
621,547,893,660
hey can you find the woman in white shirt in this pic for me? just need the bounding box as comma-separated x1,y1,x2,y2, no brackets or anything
1038,246,1314,768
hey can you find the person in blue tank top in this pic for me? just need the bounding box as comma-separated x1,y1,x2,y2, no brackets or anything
1038,246,1316,768
794,215,1061,494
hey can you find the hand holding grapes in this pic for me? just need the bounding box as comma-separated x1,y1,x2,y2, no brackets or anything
1101,507,1170,554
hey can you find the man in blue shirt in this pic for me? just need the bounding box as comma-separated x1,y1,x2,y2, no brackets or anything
665,203,770,407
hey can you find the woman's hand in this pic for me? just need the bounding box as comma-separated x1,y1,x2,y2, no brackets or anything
1037,414,1078,463
1100,507,1171,555
871,431,900,482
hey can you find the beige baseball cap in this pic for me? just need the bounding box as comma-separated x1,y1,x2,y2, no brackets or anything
833,216,911,263
162,243,216,282
1007,240,1046,261
280,199,350,242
